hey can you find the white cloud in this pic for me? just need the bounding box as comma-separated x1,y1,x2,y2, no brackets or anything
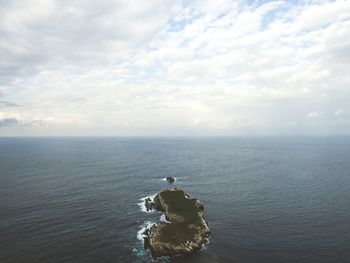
306,112,324,119
335,108,350,119
0,0,180,84
0,0,350,136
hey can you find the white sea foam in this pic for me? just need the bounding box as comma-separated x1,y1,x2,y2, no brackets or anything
159,214,170,223
202,235,211,250
137,220,155,241
138,194,157,213
161,177,177,182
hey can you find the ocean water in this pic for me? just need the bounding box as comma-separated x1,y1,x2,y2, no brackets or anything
0,137,350,263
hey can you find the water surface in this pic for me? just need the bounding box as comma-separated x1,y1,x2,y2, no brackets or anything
1,137,349,262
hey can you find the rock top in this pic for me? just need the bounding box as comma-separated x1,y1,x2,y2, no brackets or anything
144,188,210,258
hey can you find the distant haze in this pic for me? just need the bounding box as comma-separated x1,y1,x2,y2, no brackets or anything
0,0,349,136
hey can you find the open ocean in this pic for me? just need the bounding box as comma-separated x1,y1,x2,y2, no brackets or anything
1,137,350,263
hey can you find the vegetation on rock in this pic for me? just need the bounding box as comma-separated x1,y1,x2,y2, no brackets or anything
144,188,210,258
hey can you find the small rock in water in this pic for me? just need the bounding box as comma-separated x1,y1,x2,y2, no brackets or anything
166,176,175,183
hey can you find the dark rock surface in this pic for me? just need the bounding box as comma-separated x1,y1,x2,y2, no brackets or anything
143,188,210,258
145,197,154,212
166,176,175,183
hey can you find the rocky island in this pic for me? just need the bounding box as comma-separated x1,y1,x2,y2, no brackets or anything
143,188,210,258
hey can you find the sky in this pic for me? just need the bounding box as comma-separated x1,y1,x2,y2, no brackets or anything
0,0,349,136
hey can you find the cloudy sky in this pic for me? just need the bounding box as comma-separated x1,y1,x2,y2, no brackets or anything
0,0,349,136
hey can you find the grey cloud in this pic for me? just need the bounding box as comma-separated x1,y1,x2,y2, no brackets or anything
0,100,19,107
0,118,19,127
0,118,49,128
0,0,349,136
335,109,350,120
326,42,350,65
0,0,180,85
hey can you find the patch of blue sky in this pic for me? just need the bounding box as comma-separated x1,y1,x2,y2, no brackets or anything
169,18,188,32
261,6,281,30
168,10,200,32
257,1,308,30
246,0,305,7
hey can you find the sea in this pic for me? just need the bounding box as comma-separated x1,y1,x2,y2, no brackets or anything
0,137,349,263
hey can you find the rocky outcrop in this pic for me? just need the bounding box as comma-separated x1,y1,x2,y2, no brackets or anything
144,197,155,212
143,188,210,258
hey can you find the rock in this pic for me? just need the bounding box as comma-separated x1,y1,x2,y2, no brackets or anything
166,176,175,183
143,228,150,249
143,188,210,258
145,197,154,211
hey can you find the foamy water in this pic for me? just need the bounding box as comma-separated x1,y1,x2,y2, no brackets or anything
138,194,157,213
159,214,170,223
161,177,177,182
137,220,156,242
